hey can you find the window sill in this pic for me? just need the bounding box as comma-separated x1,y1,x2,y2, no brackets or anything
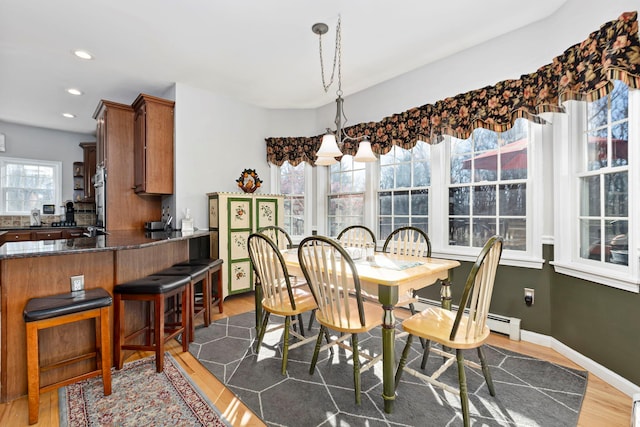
551,261,640,293
432,249,545,269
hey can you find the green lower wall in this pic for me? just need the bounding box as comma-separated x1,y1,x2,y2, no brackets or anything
417,244,640,387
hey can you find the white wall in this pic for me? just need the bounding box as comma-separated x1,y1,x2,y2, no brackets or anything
0,120,94,208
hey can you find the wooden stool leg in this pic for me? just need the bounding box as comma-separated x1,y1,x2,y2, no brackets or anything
114,295,124,370
216,267,224,314
189,281,195,343
25,322,40,425
99,306,112,395
155,295,165,373
202,273,211,327
182,286,190,352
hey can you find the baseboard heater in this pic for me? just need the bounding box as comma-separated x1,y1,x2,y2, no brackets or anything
413,298,522,341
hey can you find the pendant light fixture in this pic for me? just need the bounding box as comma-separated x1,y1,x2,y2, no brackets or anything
312,16,377,165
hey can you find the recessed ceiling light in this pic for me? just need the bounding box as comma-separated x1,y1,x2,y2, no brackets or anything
62,113,76,118
67,88,83,96
73,50,93,60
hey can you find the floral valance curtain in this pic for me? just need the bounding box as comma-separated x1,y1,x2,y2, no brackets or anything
266,11,640,167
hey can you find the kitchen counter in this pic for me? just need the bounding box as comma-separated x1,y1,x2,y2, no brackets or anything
0,228,211,402
0,229,210,259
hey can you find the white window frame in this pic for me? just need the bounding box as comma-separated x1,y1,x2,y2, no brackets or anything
376,141,431,244
324,156,375,238
270,162,313,243
0,156,62,215
552,88,640,293
429,124,545,269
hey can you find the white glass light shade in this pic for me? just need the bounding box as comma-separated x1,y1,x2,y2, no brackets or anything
353,139,377,162
316,133,343,157
315,156,339,166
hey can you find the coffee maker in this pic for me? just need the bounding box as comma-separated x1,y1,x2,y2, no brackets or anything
65,201,76,226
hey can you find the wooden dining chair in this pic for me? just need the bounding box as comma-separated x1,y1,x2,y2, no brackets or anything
394,235,503,427
337,225,376,249
257,225,314,331
382,225,432,311
382,226,433,346
248,232,318,375
298,235,383,405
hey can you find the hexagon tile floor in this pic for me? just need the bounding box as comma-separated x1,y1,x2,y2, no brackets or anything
189,311,587,427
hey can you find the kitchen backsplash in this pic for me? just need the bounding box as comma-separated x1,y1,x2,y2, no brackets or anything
0,203,96,228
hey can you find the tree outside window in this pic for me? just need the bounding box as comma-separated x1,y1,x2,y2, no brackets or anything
580,80,629,266
378,141,430,242
328,156,366,237
279,161,305,237
1,158,60,215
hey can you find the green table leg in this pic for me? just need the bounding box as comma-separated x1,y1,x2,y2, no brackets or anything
440,270,453,310
378,285,398,414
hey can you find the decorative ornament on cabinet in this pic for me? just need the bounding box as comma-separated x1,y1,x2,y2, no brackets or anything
236,169,262,193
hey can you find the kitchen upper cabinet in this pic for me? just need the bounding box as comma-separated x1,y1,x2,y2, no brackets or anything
79,142,96,202
132,94,175,195
92,99,161,231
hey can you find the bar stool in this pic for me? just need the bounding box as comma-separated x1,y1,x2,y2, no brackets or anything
23,288,112,425
175,258,224,325
153,264,210,342
114,274,191,373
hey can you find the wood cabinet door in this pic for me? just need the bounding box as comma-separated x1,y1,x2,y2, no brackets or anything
133,103,147,193
132,94,174,195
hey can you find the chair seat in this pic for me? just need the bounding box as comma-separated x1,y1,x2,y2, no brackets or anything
316,297,383,334
401,306,490,350
176,257,223,269
114,275,191,295
154,264,209,278
23,288,112,322
262,287,317,316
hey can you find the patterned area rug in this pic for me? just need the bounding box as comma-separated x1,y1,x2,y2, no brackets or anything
189,311,588,427
58,352,230,427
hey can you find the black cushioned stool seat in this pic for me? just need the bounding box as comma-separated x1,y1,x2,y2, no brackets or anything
114,275,191,373
175,258,224,326
153,264,209,342
23,288,112,425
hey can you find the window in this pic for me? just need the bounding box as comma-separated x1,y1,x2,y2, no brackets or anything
554,80,639,291
0,157,61,215
280,161,306,236
327,156,365,236
579,81,629,266
378,141,431,242
448,119,529,251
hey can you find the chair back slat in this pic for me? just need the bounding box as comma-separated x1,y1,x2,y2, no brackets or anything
337,225,376,249
248,233,295,310
452,236,503,342
382,226,431,258
257,225,292,251
298,236,366,329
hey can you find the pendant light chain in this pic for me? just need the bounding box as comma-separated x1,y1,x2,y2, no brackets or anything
318,16,342,94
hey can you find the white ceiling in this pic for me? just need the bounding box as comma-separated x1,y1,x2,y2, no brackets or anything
0,0,568,135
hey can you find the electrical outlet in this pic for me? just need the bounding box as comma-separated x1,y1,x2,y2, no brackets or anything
524,287,534,306
70,275,84,292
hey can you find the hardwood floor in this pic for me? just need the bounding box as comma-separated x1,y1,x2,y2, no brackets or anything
1,293,631,426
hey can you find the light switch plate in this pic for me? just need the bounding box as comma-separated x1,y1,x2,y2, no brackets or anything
0,133,5,152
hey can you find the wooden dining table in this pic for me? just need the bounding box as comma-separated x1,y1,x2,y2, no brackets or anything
278,249,460,413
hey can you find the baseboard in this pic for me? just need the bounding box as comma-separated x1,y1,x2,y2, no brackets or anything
521,329,640,398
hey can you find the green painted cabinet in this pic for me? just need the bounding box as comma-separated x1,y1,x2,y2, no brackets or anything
207,192,283,300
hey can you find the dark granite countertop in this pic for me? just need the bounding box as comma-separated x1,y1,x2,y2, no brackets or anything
0,229,210,260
